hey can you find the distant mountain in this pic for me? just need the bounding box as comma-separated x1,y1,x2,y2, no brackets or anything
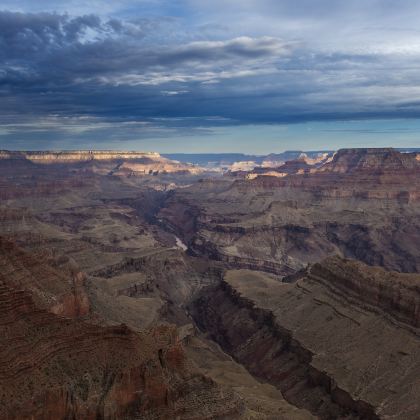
163,151,333,168
164,148,420,169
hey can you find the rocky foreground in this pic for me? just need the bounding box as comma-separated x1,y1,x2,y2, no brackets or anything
0,148,419,419
0,238,247,420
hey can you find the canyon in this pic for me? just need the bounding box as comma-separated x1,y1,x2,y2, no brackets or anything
0,148,419,419
160,148,420,274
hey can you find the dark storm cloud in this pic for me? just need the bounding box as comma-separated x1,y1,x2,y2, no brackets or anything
0,12,289,81
0,11,294,136
1,4,420,148
0,11,102,56
0,11,292,96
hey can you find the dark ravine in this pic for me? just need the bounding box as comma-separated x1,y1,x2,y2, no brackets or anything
191,279,379,420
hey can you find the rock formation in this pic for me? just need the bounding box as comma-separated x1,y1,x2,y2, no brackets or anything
159,148,420,273
0,237,244,419
0,237,90,317
0,150,162,162
0,147,419,419
192,257,420,419
317,148,419,174
0,150,203,176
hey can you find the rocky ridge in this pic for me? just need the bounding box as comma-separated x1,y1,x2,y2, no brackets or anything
318,148,419,173
0,150,203,176
0,150,161,162
192,257,420,419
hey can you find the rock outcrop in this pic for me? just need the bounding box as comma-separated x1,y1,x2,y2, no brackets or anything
0,150,203,176
309,256,420,328
192,258,420,419
250,158,312,177
0,150,161,162
0,286,240,419
318,148,419,174
0,237,90,317
0,237,244,420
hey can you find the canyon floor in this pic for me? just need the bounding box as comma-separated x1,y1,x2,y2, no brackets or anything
0,149,419,419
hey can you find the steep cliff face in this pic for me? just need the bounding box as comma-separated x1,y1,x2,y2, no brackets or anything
0,237,244,420
318,148,419,174
114,159,202,176
0,286,241,419
309,256,420,328
191,258,420,419
247,148,420,196
192,282,375,419
0,150,203,176
0,150,161,162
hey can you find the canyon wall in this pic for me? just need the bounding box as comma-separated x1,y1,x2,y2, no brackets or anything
191,257,420,419
0,237,244,419
159,148,420,273
0,150,161,162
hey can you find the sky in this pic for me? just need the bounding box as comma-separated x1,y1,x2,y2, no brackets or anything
1,0,420,152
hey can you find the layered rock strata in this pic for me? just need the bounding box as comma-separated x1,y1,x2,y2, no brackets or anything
0,150,202,176
159,148,420,273
0,237,244,419
192,258,420,419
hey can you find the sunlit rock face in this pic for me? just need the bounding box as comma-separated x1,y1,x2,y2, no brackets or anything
0,150,203,176
0,150,162,162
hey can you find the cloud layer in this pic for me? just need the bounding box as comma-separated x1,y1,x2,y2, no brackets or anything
1,1,420,149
